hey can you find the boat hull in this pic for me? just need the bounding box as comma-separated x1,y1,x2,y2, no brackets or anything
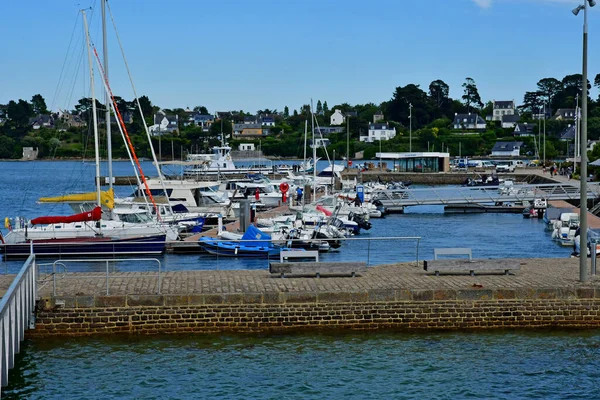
198,237,285,258
0,235,167,260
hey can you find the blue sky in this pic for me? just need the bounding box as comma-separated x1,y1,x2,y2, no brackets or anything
1,0,599,114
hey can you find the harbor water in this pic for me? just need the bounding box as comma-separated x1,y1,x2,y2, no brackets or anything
4,331,600,399
0,160,571,273
0,161,590,399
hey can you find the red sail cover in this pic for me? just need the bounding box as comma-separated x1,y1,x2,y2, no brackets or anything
31,206,102,225
315,205,333,216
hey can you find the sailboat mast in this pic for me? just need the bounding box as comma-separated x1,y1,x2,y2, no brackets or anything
303,120,307,166
82,11,102,211
102,0,113,207
311,100,316,186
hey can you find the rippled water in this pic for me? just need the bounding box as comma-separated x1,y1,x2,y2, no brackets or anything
0,162,595,398
4,330,600,399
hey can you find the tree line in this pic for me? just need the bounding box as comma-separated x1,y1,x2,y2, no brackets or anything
2,72,600,161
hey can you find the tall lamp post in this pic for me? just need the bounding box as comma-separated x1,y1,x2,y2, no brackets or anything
409,103,413,152
346,115,350,169
543,102,546,166
573,0,595,282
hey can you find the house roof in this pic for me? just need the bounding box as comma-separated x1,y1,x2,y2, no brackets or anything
369,123,393,130
513,123,536,133
560,125,576,140
154,114,178,124
452,113,485,124
491,141,524,152
193,114,214,121
554,108,576,119
242,124,262,129
501,114,520,123
494,100,514,109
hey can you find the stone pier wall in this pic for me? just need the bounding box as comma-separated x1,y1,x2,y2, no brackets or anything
29,288,600,337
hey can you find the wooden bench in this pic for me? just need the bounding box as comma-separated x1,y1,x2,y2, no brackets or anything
434,247,472,260
424,258,521,276
269,262,367,278
280,250,319,263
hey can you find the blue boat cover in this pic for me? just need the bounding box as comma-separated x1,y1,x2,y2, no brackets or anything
240,225,272,247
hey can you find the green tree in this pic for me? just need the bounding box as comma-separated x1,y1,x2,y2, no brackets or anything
31,94,48,115
283,106,289,118
6,99,34,132
386,84,430,128
136,95,155,121
0,136,16,158
461,77,483,110
428,79,449,108
209,118,232,139
316,100,323,115
74,97,104,123
193,105,209,114
537,77,562,107
520,90,545,114
323,101,329,115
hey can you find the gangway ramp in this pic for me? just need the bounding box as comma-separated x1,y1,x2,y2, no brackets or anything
371,182,600,208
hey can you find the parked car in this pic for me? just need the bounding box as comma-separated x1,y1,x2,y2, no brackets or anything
496,161,515,173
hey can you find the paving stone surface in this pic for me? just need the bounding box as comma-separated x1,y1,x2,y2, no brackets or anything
17,258,600,297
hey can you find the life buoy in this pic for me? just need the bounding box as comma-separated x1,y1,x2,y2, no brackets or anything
348,160,353,166
279,182,289,193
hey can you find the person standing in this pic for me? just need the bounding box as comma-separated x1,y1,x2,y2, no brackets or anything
295,187,303,205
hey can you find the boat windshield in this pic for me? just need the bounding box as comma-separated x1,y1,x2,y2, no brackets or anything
118,212,153,223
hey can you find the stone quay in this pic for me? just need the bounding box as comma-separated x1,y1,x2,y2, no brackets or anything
14,257,600,337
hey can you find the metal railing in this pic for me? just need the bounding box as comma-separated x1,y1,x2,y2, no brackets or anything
0,253,36,393
198,236,422,267
49,258,162,296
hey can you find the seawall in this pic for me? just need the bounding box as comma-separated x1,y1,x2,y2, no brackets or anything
27,258,600,337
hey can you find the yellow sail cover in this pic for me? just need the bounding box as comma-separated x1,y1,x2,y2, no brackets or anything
39,188,114,209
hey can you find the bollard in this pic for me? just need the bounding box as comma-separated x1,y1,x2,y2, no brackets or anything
592,242,597,276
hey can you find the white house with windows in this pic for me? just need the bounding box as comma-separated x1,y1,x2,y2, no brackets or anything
310,138,331,148
238,143,256,151
330,109,345,125
491,141,523,157
452,113,486,130
360,123,397,143
492,100,516,122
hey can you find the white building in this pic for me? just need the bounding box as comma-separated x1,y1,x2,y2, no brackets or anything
360,123,396,143
452,113,486,130
238,143,255,151
492,100,515,122
330,109,345,126
491,141,523,157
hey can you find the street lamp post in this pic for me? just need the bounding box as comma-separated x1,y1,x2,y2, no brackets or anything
543,102,546,166
573,0,595,282
409,103,413,152
346,116,350,169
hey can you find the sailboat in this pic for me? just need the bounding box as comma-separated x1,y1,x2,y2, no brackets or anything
0,9,170,259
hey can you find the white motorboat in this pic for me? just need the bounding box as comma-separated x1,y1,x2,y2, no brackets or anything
551,212,580,246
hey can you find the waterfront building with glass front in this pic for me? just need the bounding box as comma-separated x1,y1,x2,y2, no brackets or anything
375,152,450,173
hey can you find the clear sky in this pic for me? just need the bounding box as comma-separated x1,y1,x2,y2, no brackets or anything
1,0,599,115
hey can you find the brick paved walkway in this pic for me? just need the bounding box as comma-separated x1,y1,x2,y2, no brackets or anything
21,257,600,297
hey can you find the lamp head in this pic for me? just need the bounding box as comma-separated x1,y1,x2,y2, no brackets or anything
573,4,584,15
589,0,596,7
